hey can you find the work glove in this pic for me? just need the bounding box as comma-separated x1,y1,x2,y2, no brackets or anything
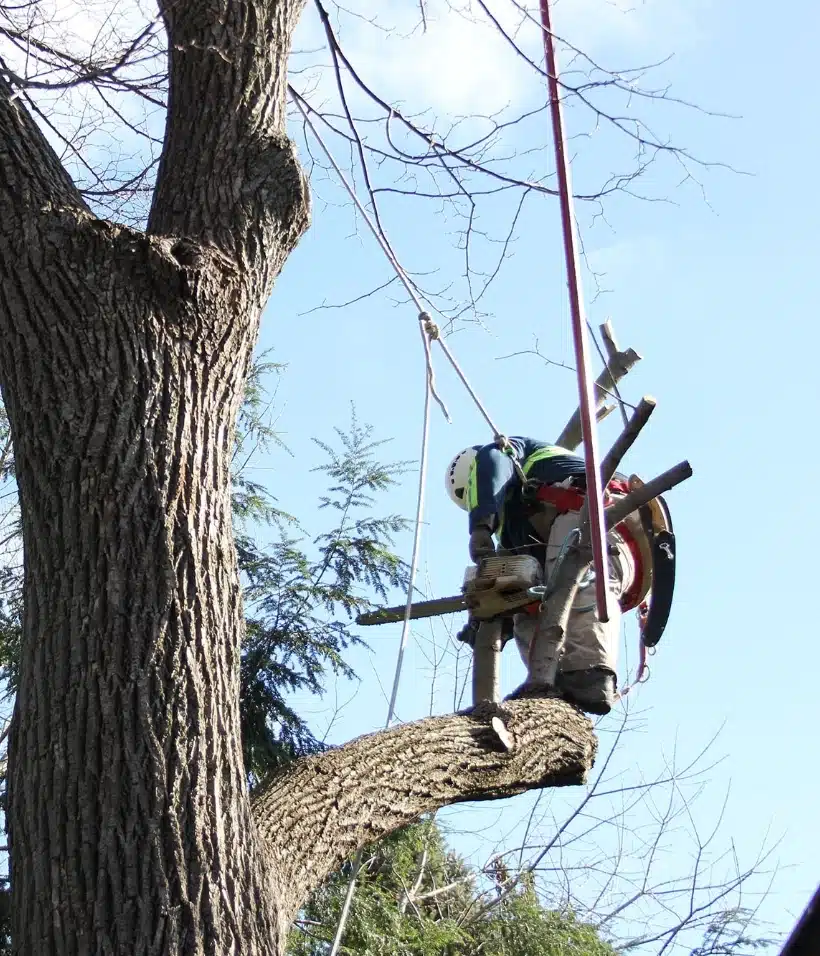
469,526,496,564
456,619,480,647
456,617,514,649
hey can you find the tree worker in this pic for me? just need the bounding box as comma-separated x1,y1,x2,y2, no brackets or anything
445,438,673,715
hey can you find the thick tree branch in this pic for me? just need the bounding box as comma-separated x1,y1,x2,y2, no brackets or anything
0,75,99,368
149,0,310,286
0,74,89,227
251,697,596,917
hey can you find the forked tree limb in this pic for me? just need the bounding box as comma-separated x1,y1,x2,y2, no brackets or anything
149,0,310,287
251,697,596,917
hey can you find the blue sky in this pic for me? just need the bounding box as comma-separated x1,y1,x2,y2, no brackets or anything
243,0,820,948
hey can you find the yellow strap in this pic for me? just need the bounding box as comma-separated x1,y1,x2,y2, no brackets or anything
521,444,574,476
465,458,479,512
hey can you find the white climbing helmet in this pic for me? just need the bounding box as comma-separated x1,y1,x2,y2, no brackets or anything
445,447,480,510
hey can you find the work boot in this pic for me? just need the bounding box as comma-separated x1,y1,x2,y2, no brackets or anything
506,680,561,701
557,667,617,715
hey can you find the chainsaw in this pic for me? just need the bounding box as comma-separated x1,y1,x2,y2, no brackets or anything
356,555,544,626
356,532,676,648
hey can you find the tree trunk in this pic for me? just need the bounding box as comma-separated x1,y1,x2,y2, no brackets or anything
0,213,297,954
0,0,310,942
0,2,601,952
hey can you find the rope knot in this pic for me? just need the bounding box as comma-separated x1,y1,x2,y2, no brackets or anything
419,312,440,340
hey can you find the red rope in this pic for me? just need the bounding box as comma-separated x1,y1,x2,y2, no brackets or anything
538,0,611,621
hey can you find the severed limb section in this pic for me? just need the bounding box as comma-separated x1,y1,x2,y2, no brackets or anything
604,462,692,529
556,320,642,451
600,396,656,486
522,548,591,691
472,620,504,704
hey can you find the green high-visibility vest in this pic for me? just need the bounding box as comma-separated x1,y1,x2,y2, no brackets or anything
465,460,480,513
466,443,574,535
521,444,574,476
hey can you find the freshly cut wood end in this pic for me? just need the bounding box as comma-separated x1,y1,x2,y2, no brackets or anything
491,716,515,752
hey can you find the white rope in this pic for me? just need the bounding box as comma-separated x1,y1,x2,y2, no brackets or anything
292,93,517,443
327,320,433,956
291,92,524,954
386,327,433,725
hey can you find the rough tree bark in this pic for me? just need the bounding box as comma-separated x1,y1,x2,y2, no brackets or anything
252,699,596,926
0,1,597,953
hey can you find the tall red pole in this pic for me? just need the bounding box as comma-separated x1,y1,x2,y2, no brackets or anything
539,0,610,620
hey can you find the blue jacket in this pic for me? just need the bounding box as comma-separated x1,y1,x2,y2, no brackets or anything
467,437,586,553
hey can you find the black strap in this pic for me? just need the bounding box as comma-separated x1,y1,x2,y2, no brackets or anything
642,530,676,647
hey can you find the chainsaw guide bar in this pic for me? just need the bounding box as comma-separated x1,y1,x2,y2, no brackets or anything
356,555,543,626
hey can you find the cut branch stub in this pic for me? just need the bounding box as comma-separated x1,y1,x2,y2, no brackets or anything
600,396,657,486
473,620,504,704
556,321,642,451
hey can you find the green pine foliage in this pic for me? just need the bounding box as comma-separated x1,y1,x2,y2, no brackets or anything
233,382,412,784
288,819,618,956
0,359,411,789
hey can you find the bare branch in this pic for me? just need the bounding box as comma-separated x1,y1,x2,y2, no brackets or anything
0,71,89,226
148,0,310,275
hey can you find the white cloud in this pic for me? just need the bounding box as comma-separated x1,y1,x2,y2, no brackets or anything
291,0,703,125
291,0,527,118
338,1,527,116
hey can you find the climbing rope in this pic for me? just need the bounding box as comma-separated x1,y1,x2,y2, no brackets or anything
326,353,433,956
326,317,433,956
538,0,611,621
292,24,637,934
291,96,526,446
292,95,519,956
